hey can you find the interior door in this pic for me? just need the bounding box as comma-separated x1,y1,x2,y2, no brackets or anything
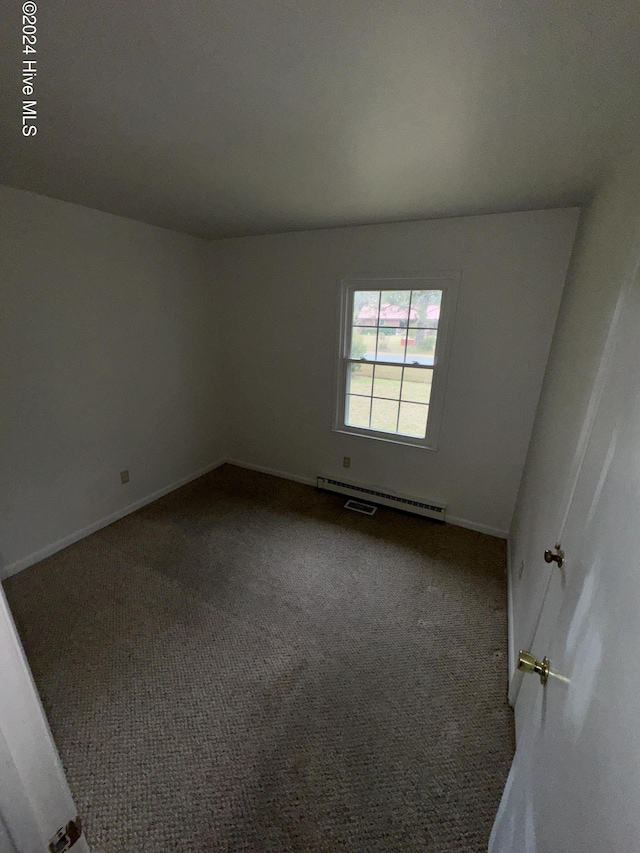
511,359,624,734
0,585,89,853
490,263,640,851
508,270,629,710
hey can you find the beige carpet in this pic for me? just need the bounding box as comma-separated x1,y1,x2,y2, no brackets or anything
4,464,514,852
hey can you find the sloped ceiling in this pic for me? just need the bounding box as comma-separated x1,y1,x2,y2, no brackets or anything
1,1,639,238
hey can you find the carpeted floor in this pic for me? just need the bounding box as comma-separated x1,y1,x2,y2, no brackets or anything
4,464,514,852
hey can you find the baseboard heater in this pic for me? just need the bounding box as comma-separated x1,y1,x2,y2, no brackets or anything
317,476,446,522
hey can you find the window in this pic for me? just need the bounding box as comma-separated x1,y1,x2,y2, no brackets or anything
334,276,458,449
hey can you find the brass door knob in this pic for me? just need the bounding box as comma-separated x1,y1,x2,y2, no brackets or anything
518,650,549,685
544,546,565,568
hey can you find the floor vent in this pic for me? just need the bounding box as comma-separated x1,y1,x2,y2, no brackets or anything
317,477,446,522
344,499,377,516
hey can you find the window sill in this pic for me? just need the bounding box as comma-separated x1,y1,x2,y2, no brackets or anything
332,426,438,451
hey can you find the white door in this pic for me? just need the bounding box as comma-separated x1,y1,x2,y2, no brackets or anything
490,263,640,851
511,337,626,734
0,585,89,853
508,269,629,710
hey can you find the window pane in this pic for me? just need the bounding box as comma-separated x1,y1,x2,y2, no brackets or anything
404,329,438,365
347,362,373,396
373,364,402,399
350,327,377,360
370,397,400,433
408,290,442,329
353,291,381,327
346,394,371,428
398,402,429,438
375,326,404,361
401,368,432,404
379,290,412,328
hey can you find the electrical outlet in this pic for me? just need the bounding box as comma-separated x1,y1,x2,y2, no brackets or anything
120,470,130,485
343,456,351,468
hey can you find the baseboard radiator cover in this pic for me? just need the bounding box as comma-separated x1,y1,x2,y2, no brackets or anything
317,476,446,522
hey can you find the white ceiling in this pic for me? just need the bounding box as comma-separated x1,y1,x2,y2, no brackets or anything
1,1,639,239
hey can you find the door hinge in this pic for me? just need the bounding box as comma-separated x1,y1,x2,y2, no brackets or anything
48,817,82,852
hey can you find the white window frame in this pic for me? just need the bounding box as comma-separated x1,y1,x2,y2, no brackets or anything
333,275,459,450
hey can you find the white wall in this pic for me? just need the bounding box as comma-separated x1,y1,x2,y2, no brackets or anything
509,154,640,667
0,186,227,577
0,192,581,573
212,209,579,536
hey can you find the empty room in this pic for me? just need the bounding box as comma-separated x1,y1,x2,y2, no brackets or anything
2,3,640,852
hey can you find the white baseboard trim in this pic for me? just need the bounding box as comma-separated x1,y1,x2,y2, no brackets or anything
506,535,516,705
3,456,509,580
225,459,316,487
1,459,227,581
228,461,507,538
446,515,508,540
